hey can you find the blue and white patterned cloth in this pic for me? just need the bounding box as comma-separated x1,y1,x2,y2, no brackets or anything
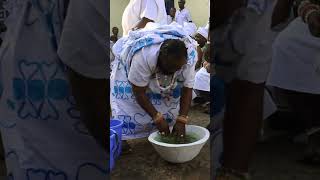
113,23,198,76
111,23,197,140
0,0,107,179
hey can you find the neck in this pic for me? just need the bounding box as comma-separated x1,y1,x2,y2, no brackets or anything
180,7,184,10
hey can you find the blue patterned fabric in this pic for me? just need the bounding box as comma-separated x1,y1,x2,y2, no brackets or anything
0,0,107,179
112,23,198,76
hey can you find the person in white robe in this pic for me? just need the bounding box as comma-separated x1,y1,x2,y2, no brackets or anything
122,0,168,36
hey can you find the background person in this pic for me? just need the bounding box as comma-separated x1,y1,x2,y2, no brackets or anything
110,26,120,43
267,0,320,165
167,7,176,24
121,0,167,36
175,0,192,26
111,24,197,141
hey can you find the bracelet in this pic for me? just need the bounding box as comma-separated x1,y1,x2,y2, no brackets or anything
298,0,310,16
176,115,189,124
302,5,320,22
153,112,163,124
298,1,320,22
305,9,319,23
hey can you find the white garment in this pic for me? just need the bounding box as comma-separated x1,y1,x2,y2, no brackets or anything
167,15,174,24
111,43,196,140
197,26,209,40
122,0,168,36
193,67,210,92
267,17,320,94
128,44,195,89
0,0,107,179
111,24,198,139
214,0,277,83
175,8,192,26
183,22,197,36
58,0,108,79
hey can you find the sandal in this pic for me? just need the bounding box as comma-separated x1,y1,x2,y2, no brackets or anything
215,167,251,180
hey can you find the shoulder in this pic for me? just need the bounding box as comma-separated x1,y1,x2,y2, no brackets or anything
183,9,190,13
132,43,161,68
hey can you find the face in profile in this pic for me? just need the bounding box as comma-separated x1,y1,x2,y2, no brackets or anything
194,33,207,48
170,8,176,17
112,27,119,35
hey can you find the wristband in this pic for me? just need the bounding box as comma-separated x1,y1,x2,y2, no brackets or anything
305,9,320,23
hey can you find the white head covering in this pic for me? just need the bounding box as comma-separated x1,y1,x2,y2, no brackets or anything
183,22,197,36
197,26,208,40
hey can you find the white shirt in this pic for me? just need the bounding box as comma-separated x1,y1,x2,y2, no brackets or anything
175,8,192,26
167,15,174,24
128,43,195,89
122,0,168,36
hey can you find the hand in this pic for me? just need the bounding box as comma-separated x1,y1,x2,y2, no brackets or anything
171,121,186,139
307,11,320,37
155,116,170,136
203,61,211,73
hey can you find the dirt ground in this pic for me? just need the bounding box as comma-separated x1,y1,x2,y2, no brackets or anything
111,107,320,180
111,106,211,180
251,132,320,180
0,109,318,180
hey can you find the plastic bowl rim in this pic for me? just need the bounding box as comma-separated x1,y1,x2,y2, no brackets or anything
148,125,210,148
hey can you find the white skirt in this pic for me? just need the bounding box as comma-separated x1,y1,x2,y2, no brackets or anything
267,18,320,94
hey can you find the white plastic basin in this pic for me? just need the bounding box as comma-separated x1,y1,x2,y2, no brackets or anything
148,125,210,163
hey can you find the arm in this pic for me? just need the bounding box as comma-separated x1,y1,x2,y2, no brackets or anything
172,86,192,137
130,82,170,135
179,87,193,116
134,0,157,30
271,0,294,28
131,84,158,118
134,17,154,30
195,46,203,70
67,68,107,150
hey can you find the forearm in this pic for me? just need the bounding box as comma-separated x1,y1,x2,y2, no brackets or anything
134,17,154,30
179,87,193,116
132,86,158,118
195,47,203,69
67,67,108,150
271,0,294,28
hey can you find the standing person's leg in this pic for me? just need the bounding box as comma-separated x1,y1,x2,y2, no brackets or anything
67,67,108,151
221,79,264,175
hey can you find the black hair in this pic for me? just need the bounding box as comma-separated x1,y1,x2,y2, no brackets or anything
157,39,188,74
